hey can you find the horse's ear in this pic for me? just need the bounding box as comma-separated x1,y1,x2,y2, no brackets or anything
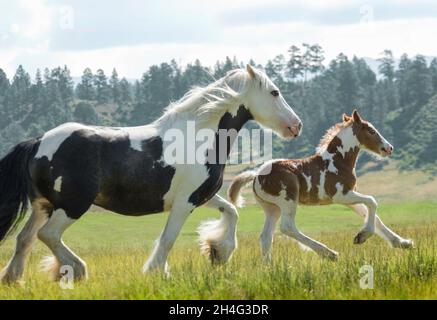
246,64,256,79
343,113,352,122
352,109,362,123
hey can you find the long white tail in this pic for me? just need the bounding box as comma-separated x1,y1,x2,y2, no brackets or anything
227,170,257,207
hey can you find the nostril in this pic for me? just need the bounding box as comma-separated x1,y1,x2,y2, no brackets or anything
298,122,303,130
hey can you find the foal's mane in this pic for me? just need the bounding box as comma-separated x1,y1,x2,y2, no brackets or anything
157,68,268,125
316,121,351,153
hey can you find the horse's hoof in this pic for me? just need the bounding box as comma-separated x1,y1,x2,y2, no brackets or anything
394,238,414,249
0,271,23,286
325,251,339,261
353,231,372,244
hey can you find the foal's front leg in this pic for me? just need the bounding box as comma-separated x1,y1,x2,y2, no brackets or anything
143,199,195,275
334,191,378,244
348,204,413,248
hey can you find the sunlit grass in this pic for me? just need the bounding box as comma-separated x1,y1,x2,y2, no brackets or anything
0,202,436,299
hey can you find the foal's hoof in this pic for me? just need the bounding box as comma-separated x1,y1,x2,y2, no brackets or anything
394,238,414,249
353,231,373,244
325,251,339,261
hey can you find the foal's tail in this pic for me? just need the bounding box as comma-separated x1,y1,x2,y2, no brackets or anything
227,170,257,207
0,139,39,242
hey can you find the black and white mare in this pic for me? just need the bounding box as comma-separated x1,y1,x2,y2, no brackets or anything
0,65,302,283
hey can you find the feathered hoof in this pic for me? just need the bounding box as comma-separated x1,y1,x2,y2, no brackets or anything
393,238,414,249
0,268,24,286
39,256,62,281
200,238,235,265
39,255,88,281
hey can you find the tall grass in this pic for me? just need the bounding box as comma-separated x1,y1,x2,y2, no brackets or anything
0,222,435,299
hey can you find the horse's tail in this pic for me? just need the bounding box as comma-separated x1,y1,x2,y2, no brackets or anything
0,139,39,243
227,170,257,208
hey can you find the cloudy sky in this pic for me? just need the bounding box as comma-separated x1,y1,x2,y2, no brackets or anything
1,0,437,79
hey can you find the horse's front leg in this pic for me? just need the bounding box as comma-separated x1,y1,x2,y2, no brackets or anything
143,199,195,276
198,194,238,264
334,191,378,244
347,204,413,249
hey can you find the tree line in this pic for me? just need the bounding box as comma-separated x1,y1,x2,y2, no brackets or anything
0,44,436,172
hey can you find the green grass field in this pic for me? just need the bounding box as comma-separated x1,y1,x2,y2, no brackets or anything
0,201,436,299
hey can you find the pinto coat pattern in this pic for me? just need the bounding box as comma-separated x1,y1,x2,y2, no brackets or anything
0,65,302,284
228,110,413,261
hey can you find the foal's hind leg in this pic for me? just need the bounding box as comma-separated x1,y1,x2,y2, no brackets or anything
37,209,87,281
0,200,50,284
279,200,338,261
348,204,413,248
255,195,280,262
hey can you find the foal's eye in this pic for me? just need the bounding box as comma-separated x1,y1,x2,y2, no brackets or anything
368,128,376,135
270,90,279,97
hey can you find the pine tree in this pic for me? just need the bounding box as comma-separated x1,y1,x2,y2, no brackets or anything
94,69,110,104
396,54,411,106
109,68,121,104
76,68,95,100
265,55,285,85
286,45,303,80
302,43,325,79
377,50,395,81
0,68,10,128
428,58,437,94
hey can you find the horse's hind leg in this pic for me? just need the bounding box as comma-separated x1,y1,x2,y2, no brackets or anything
279,200,338,261
37,209,88,281
1,199,51,284
347,204,413,248
256,195,280,262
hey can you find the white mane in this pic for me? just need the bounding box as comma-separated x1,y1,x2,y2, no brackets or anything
156,68,269,125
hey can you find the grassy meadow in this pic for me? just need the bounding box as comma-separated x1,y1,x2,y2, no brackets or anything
0,165,436,299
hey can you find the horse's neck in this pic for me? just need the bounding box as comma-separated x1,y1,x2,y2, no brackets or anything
215,105,252,132
321,127,360,172
159,104,252,134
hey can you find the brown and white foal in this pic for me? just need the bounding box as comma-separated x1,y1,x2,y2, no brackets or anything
228,110,413,261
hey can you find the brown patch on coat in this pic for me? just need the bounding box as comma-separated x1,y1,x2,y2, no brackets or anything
258,156,328,205
258,161,300,201
324,146,359,198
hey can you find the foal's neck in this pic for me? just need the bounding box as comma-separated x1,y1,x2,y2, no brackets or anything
321,126,361,171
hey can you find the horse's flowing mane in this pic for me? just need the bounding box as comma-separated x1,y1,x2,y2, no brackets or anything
156,68,268,125
316,121,351,153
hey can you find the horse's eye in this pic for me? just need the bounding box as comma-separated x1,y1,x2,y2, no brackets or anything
271,90,279,97
369,129,376,135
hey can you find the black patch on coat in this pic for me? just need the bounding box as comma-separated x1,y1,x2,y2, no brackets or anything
30,129,175,219
188,105,253,206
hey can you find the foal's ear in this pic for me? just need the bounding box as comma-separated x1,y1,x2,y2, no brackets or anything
352,109,362,123
343,113,352,122
246,64,256,79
